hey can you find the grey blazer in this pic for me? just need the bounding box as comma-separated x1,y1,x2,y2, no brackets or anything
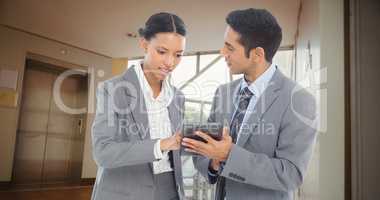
91,66,185,200
193,69,317,200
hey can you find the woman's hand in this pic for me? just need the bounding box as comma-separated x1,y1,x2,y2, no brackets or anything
160,132,183,151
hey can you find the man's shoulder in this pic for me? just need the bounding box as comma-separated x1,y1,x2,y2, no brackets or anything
216,78,241,93
278,72,315,103
275,71,316,120
278,73,296,92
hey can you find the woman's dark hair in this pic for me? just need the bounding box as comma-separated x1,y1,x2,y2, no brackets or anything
138,12,186,40
226,8,282,63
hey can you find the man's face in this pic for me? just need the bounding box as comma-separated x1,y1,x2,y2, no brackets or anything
220,26,253,75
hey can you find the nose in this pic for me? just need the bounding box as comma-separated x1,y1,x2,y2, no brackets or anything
220,48,230,62
164,55,175,68
220,47,227,57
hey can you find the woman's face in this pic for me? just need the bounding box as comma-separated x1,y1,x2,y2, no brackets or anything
140,32,186,81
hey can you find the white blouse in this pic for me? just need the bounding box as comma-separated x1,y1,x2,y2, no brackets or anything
134,63,174,174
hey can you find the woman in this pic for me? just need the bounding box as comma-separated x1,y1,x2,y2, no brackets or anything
91,12,186,200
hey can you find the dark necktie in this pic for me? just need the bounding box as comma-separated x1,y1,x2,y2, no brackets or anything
230,87,254,143
215,87,253,200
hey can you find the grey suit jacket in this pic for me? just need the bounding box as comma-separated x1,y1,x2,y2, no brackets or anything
193,69,317,200
91,66,185,200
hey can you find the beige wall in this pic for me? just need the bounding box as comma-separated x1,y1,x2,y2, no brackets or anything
0,25,113,181
112,58,128,76
0,0,300,58
294,0,321,199
295,0,345,199
319,0,345,199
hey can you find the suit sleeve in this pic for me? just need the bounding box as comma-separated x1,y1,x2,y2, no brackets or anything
193,87,220,184
91,83,158,169
220,89,318,192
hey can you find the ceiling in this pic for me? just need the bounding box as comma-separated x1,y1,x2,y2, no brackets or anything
0,0,300,58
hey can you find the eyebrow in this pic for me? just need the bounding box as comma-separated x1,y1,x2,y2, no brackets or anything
225,42,234,49
157,46,184,53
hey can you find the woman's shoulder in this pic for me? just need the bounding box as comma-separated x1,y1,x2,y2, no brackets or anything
96,71,137,97
99,67,136,87
171,86,185,103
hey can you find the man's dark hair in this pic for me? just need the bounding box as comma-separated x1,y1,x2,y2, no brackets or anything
226,8,282,62
138,12,186,40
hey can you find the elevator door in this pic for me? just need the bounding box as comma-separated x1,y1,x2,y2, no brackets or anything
12,60,87,187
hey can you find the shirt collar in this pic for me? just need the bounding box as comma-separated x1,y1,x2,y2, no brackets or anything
134,62,174,104
240,63,277,99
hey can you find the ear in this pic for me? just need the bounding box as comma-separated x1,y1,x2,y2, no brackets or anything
249,47,265,62
255,47,266,61
139,38,148,53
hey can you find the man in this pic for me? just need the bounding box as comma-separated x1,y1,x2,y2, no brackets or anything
181,8,317,200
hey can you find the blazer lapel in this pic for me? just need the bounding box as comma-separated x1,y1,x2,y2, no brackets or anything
167,89,185,192
121,66,157,174
167,91,184,133
121,66,151,140
237,70,284,146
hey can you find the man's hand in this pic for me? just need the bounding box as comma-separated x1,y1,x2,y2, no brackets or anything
181,127,232,161
160,132,182,151
210,159,221,171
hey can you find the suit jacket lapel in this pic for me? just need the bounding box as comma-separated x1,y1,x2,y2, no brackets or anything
121,66,151,140
124,66,185,177
167,89,185,190
227,80,242,126
236,70,284,146
117,66,155,174
167,91,184,133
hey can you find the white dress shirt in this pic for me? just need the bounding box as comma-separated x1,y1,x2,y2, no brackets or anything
233,63,277,142
134,63,174,174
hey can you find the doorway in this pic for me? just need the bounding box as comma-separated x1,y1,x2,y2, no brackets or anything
12,59,88,188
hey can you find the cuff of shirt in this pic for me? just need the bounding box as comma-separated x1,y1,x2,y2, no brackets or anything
153,139,163,159
208,160,219,177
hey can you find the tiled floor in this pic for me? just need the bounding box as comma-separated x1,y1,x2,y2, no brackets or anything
0,186,93,200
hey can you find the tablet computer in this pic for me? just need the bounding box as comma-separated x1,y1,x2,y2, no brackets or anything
180,122,223,156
